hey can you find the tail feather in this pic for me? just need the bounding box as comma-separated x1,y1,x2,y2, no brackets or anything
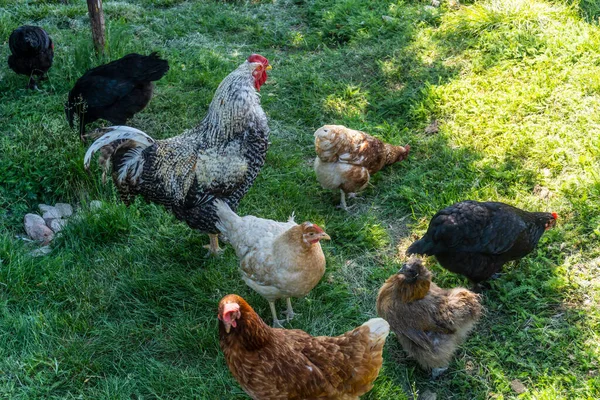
84,126,155,187
214,199,241,240
84,126,155,170
130,52,169,83
406,238,434,255
362,317,390,345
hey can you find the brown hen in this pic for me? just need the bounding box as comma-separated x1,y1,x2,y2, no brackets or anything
218,294,389,400
376,258,482,378
313,125,409,209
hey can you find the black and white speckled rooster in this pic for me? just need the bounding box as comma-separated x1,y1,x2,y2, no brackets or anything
7,25,54,90
84,54,272,255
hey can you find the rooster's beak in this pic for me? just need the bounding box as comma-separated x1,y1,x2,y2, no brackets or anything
266,65,272,71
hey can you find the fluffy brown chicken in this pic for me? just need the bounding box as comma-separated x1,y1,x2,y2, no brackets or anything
215,199,330,328
376,258,482,378
218,294,389,400
313,125,410,210
84,54,271,255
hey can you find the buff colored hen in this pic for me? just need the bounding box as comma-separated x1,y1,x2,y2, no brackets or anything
215,200,330,328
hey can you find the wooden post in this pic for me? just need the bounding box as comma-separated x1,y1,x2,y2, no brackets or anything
87,0,105,54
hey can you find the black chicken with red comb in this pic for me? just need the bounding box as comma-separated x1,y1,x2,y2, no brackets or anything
407,201,557,288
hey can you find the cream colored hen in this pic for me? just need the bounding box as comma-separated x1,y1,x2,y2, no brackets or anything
314,125,410,209
214,200,330,327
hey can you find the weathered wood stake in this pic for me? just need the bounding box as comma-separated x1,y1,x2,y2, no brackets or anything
86,0,105,54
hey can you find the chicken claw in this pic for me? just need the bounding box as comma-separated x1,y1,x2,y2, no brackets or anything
203,234,224,257
282,298,299,322
431,367,448,379
269,301,286,328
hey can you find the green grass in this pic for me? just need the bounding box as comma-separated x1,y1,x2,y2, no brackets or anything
1,0,599,398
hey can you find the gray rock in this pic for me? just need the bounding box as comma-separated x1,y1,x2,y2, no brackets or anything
42,208,61,220
89,200,103,211
419,390,437,400
431,0,440,6
24,214,54,244
38,204,55,214
29,246,52,257
48,218,68,233
55,203,73,218
511,379,527,394
24,213,45,229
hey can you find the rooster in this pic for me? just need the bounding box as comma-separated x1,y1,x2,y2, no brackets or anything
66,52,169,140
214,199,330,328
407,201,558,288
313,125,410,210
7,25,54,90
218,294,389,400
84,54,271,255
377,258,482,378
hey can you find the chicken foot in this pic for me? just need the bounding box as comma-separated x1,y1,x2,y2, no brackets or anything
269,301,286,328
203,234,224,257
282,298,299,322
431,367,448,379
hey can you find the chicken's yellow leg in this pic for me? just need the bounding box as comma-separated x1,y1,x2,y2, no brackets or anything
269,301,285,328
203,234,223,256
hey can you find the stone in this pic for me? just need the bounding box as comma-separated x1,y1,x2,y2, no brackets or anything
89,200,103,211
511,379,527,394
29,246,52,257
38,204,55,214
24,214,54,244
55,203,73,218
382,15,394,23
425,120,439,135
48,218,68,233
431,0,440,7
419,390,437,400
42,208,61,220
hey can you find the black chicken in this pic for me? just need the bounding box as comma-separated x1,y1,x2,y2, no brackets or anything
407,201,557,287
7,26,54,90
65,52,169,140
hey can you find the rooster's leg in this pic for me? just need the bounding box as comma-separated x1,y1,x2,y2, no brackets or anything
282,298,298,321
203,234,224,257
269,301,285,328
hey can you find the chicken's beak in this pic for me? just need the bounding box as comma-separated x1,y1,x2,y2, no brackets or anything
398,263,408,274
320,232,331,241
266,65,272,71
224,322,232,334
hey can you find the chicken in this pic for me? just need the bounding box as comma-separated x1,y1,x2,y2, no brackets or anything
376,258,482,378
7,25,54,90
313,125,410,210
65,52,169,140
214,200,330,328
84,54,271,255
407,201,558,287
218,294,389,400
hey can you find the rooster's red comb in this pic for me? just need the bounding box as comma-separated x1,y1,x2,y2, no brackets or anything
247,54,269,65
552,212,558,219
